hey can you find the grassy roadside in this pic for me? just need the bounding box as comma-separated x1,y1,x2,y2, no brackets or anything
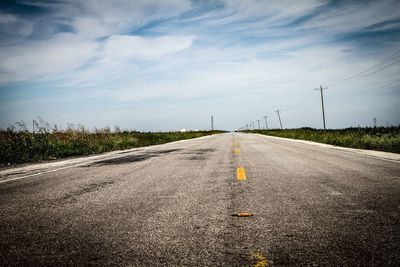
244,127,400,153
0,129,225,166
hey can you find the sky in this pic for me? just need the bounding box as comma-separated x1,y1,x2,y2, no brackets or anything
0,0,399,131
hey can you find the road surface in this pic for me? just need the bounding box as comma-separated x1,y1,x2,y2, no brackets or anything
1,133,399,266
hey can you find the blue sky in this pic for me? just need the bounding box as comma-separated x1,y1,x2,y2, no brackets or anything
0,0,399,131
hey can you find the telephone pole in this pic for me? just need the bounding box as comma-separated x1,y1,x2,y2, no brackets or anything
251,121,255,130
315,85,327,130
263,116,268,129
274,110,283,129
257,120,260,129
211,115,214,131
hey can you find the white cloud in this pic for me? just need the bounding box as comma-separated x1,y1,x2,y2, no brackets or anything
0,34,98,83
103,35,195,62
71,0,192,39
0,0,194,84
224,0,325,20
90,41,397,107
300,0,400,33
0,14,17,24
198,0,326,27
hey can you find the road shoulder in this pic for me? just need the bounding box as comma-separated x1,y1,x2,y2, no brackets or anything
252,133,400,162
0,134,216,184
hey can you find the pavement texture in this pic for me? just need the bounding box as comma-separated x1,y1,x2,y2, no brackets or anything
1,133,399,266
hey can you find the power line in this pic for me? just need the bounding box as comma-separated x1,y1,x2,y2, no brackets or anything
344,58,400,83
331,50,400,85
330,49,400,86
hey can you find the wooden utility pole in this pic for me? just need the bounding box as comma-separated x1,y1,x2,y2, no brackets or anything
274,110,283,129
315,85,328,130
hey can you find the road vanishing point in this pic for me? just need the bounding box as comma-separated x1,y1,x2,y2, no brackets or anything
1,133,400,266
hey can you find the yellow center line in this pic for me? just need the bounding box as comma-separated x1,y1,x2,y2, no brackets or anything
252,252,269,267
232,212,254,217
236,167,247,181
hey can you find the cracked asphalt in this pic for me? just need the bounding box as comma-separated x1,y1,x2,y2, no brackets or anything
1,133,399,266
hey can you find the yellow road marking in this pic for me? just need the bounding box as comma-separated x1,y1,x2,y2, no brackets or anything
234,148,241,155
232,212,254,217
252,252,269,267
236,167,247,180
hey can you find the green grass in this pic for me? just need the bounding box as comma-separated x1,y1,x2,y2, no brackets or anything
244,127,400,153
0,127,225,166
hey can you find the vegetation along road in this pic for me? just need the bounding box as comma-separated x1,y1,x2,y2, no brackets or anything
1,133,399,265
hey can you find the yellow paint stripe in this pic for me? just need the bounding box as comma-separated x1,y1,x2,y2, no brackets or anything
252,252,269,267
236,167,247,181
234,148,241,155
232,212,254,217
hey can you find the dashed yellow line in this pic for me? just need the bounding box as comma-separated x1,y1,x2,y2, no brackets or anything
232,212,253,217
252,252,269,267
236,167,247,181
233,137,264,266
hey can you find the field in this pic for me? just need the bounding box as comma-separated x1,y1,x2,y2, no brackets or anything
0,123,224,166
245,127,400,153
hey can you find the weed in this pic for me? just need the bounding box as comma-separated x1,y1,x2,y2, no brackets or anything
0,122,224,165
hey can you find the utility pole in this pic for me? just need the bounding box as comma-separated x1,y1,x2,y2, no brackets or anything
263,116,268,129
251,121,255,130
274,110,283,129
211,116,214,131
373,117,377,128
257,120,260,129
315,85,327,130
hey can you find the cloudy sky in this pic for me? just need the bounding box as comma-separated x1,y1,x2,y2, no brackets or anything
0,0,399,131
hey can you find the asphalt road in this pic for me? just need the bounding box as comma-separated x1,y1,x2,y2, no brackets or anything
1,133,400,266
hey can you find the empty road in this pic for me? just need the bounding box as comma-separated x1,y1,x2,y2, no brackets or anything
1,133,400,266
